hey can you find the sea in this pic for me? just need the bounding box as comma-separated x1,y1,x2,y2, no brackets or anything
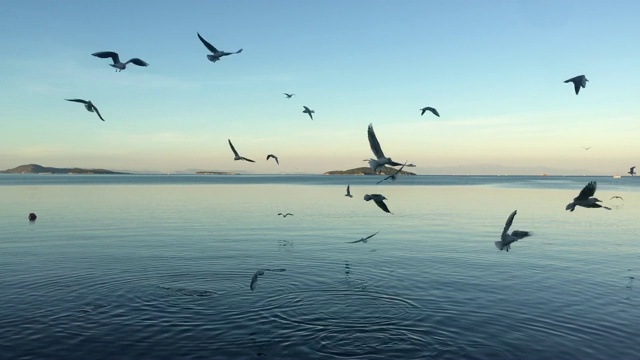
0,174,638,360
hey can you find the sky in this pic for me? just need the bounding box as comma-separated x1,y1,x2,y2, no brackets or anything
1,0,639,175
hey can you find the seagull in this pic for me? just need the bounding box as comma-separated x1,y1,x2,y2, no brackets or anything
367,123,404,172
284,93,295,99
228,139,255,162
278,213,293,217
197,33,243,62
250,268,286,291
65,99,105,121
564,75,588,95
364,194,393,214
376,161,407,184
345,185,353,198
302,106,315,120
495,210,532,252
266,154,279,165
629,166,636,176
91,51,148,72
583,146,592,150
420,107,440,117
565,181,611,212
347,231,379,244
610,196,624,201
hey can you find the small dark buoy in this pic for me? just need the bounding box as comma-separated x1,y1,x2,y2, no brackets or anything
28,213,37,221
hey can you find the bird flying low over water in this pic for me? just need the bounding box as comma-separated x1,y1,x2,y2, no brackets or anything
348,231,379,244
65,99,105,121
228,139,255,162
302,106,315,120
367,123,404,172
283,93,295,99
376,161,408,184
278,213,293,217
564,75,588,95
266,154,279,165
495,210,532,252
420,107,440,117
566,181,611,212
364,194,393,214
629,166,636,176
345,185,353,198
610,196,624,201
92,51,148,72
197,32,243,62
250,268,286,291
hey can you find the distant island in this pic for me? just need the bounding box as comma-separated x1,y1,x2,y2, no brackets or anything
324,166,416,176
196,171,240,175
0,164,129,175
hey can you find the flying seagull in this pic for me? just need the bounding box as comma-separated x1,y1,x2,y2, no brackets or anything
583,146,592,150
228,139,255,162
345,185,353,198
302,106,315,120
348,230,379,244
364,194,393,214
197,33,243,62
278,213,293,217
367,123,404,172
376,161,408,184
283,93,295,99
564,75,588,95
495,210,532,252
565,181,611,212
420,107,440,117
250,268,286,291
266,154,279,165
91,51,148,72
65,99,105,121
610,196,624,201
629,166,636,176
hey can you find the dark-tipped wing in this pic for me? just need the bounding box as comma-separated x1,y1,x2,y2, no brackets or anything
92,51,120,64
240,157,255,163
503,210,517,235
427,107,440,117
363,230,379,241
575,181,597,201
91,104,105,121
373,199,392,213
228,139,239,157
197,33,219,53
346,185,351,195
393,161,407,176
65,98,89,104
631,166,636,172
126,58,148,67
367,124,386,159
511,230,532,240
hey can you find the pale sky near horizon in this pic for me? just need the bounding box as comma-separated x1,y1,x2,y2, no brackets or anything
1,0,639,175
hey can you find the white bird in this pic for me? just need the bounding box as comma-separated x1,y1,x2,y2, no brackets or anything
583,146,592,150
367,123,404,172
65,99,105,121
364,194,393,214
347,231,379,244
345,185,353,198
91,51,148,72
495,210,532,252
376,161,407,184
277,212,293,217
284,93,295,99
629,166,636,176
302,106,315,120
564,75,588,95
610,196,624,201
420,107,440,117
197,33,243,62
266,154,279,165
228,139,255,162
250,268,286,291
565,181,611,212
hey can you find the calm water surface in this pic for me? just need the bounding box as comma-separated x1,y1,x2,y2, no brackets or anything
1,175,639,359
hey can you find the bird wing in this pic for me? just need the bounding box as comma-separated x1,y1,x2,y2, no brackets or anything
126,58,149,67
511,230,532,240
373,199,392,213
363,230,380,241
503,210,517,235
91,104,105,121
367,124,386,159
347,238,365,243
234,49,243,54
197,33,219,53
228,139,239,157
65,99,89,104
631,166,636,171
250,270,264,291
92,51,120,64
393,161,407,176
346,185,351,195
275,157,279,165
241,157,255,163
428,107,440,117
573,81,581,95
575,181,597,201
420,108,427,116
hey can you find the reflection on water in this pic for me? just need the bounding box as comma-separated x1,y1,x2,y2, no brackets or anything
0,176,639,359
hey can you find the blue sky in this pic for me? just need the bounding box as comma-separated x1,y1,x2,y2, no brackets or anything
1,0,639,174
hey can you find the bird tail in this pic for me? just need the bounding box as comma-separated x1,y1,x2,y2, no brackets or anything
494,241,509,251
